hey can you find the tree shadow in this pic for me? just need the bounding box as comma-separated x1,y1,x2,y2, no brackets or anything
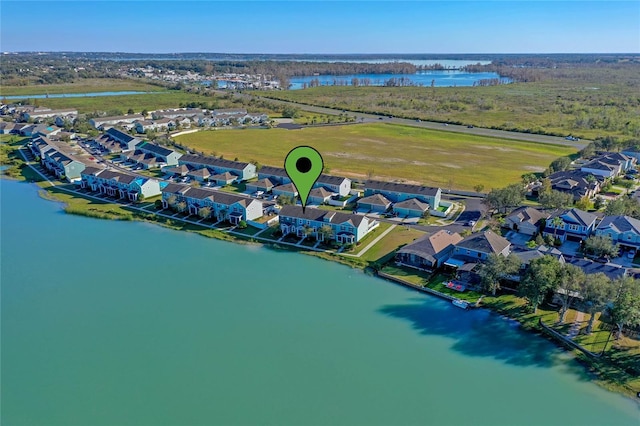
378,297,592,380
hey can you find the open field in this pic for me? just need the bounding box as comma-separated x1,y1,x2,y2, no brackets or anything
175,123,577,190
0,78,166,96
256,66,640,140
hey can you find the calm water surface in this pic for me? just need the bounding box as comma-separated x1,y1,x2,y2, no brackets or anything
288,70,506,89
1,180,638,426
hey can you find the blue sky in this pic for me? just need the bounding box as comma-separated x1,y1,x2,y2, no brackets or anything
1,1,638,53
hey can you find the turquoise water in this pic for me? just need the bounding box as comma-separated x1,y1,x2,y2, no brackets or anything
289,70,506,89
1,179,638,426
2,91,163,100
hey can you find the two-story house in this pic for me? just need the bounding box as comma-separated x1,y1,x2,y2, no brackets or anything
543,208,598,242
161,183,263,224
595,215,640,252
258,166,351,197
503,206,549,236
279,205,378,244
80,167,162,201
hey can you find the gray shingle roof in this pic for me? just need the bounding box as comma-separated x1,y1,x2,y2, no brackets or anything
394,198,429,211
597,215,640,234
456,230,510,255
358,194,392,206
279,205,366,227
397,230,463,262
180,154,250,170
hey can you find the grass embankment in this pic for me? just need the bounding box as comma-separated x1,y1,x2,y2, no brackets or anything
256,66,640,140
176,123,576,190
381,263,640,398
0,78,166,96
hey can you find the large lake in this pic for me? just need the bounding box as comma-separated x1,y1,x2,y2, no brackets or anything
288,70,506,89
1,179,638,425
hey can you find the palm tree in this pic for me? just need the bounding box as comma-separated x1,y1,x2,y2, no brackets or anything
551,216,564,241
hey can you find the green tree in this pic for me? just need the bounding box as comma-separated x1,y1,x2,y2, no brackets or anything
557,263,586,323
581,273,613,334
318,225,334,243
479,253,521,296
473,184,485,194
583,235,619,259
176,201,187,213
277,194,294,206
575,196,591,211
539,190,574,210
166,195,177,209
484,184,525,214
198,206,212,219
609,276,640,339
519,255,562,313
237,220,248,229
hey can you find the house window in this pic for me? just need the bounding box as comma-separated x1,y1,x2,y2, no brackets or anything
568,224,579,231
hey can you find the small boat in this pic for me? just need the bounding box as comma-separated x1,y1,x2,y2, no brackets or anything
452,299,469,310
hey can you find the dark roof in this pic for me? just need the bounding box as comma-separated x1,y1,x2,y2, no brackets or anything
105,127,136,143
187,168,211,178
366,180,440,197
456,230,511,255
179,154,250,170
137,142,175,157
273,183,298,193
551,208,598,227
162,183,190,194
93,169,138,184
248,178,276,188
565,258,627,281
318,174,349,185
597,215,640,234
279,205,366,227
259,166,289,178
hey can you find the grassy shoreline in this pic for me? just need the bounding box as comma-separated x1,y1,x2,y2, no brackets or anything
2,141,638,401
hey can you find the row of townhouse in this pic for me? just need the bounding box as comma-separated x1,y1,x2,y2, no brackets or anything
175,154,257,181
278,205,378,245
17,107,78,123
120,141,183,169
89,114,145,130
257,165,352,197
359,180,443,218
29,136,87,181
93,127,143,153
79,167,163,201
160,183,263,225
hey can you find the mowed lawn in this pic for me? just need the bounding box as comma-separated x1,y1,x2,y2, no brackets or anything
176,123,577,190
0,78,166,96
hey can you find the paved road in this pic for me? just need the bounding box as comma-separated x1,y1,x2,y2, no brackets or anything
223,90,587,149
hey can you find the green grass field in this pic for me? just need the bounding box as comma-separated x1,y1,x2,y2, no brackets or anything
175,123,576,190
9,91,221,114
0,78,166,96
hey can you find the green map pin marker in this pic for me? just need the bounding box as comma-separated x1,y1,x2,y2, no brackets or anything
284,146,324,212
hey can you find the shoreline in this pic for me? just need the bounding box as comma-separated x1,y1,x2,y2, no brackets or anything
3,144,639,402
